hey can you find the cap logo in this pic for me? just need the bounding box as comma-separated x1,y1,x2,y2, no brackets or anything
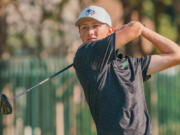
85,9,95,16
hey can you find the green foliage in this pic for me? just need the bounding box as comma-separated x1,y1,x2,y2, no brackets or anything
142,0,155,19
7,35,22,52
158,14,178,41
157,0,172,6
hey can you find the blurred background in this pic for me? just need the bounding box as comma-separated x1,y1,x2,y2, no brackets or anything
0,0,180,135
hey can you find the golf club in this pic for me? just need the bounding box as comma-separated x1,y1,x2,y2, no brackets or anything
0,63,73,115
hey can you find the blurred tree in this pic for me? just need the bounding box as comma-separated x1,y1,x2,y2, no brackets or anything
154,0,179,53
120,0,146,57
172,0,180,44
3,0,80,58
79,0,96,8
0,0,10,133
0,0,9,59
154,0,165,28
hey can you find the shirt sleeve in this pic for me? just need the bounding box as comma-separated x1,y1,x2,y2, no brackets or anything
137,55,152,81
74,33,116,72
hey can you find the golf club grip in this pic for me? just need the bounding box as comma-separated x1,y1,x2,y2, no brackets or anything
49,63,73,79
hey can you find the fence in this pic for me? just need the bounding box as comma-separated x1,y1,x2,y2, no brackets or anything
0,57,180,135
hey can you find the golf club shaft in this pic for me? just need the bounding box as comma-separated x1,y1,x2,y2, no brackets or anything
10,64,73,102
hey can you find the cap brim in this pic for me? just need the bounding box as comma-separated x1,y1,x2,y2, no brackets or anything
75,17,103,26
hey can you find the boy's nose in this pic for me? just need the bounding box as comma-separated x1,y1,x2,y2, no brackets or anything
87,27,96,35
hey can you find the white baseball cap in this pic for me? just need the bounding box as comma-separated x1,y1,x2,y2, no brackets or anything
75,5,112,26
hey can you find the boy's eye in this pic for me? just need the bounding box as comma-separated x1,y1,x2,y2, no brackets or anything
80,26,88,31
93,24,99,28
79,24,101,31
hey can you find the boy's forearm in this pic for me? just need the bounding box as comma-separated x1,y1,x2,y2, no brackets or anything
141,26,180,55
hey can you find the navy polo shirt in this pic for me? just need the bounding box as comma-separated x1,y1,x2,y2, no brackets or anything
73,33,152,135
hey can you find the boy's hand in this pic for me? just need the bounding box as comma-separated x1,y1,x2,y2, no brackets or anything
115,21,143,49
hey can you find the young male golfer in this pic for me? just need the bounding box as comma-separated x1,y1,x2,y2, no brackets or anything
73,5,180,135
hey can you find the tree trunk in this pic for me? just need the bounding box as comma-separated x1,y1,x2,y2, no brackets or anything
0,11,7,59
0,0,8,134
121,0,143,57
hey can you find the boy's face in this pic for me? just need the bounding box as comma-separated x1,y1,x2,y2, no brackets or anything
78,18,114,43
